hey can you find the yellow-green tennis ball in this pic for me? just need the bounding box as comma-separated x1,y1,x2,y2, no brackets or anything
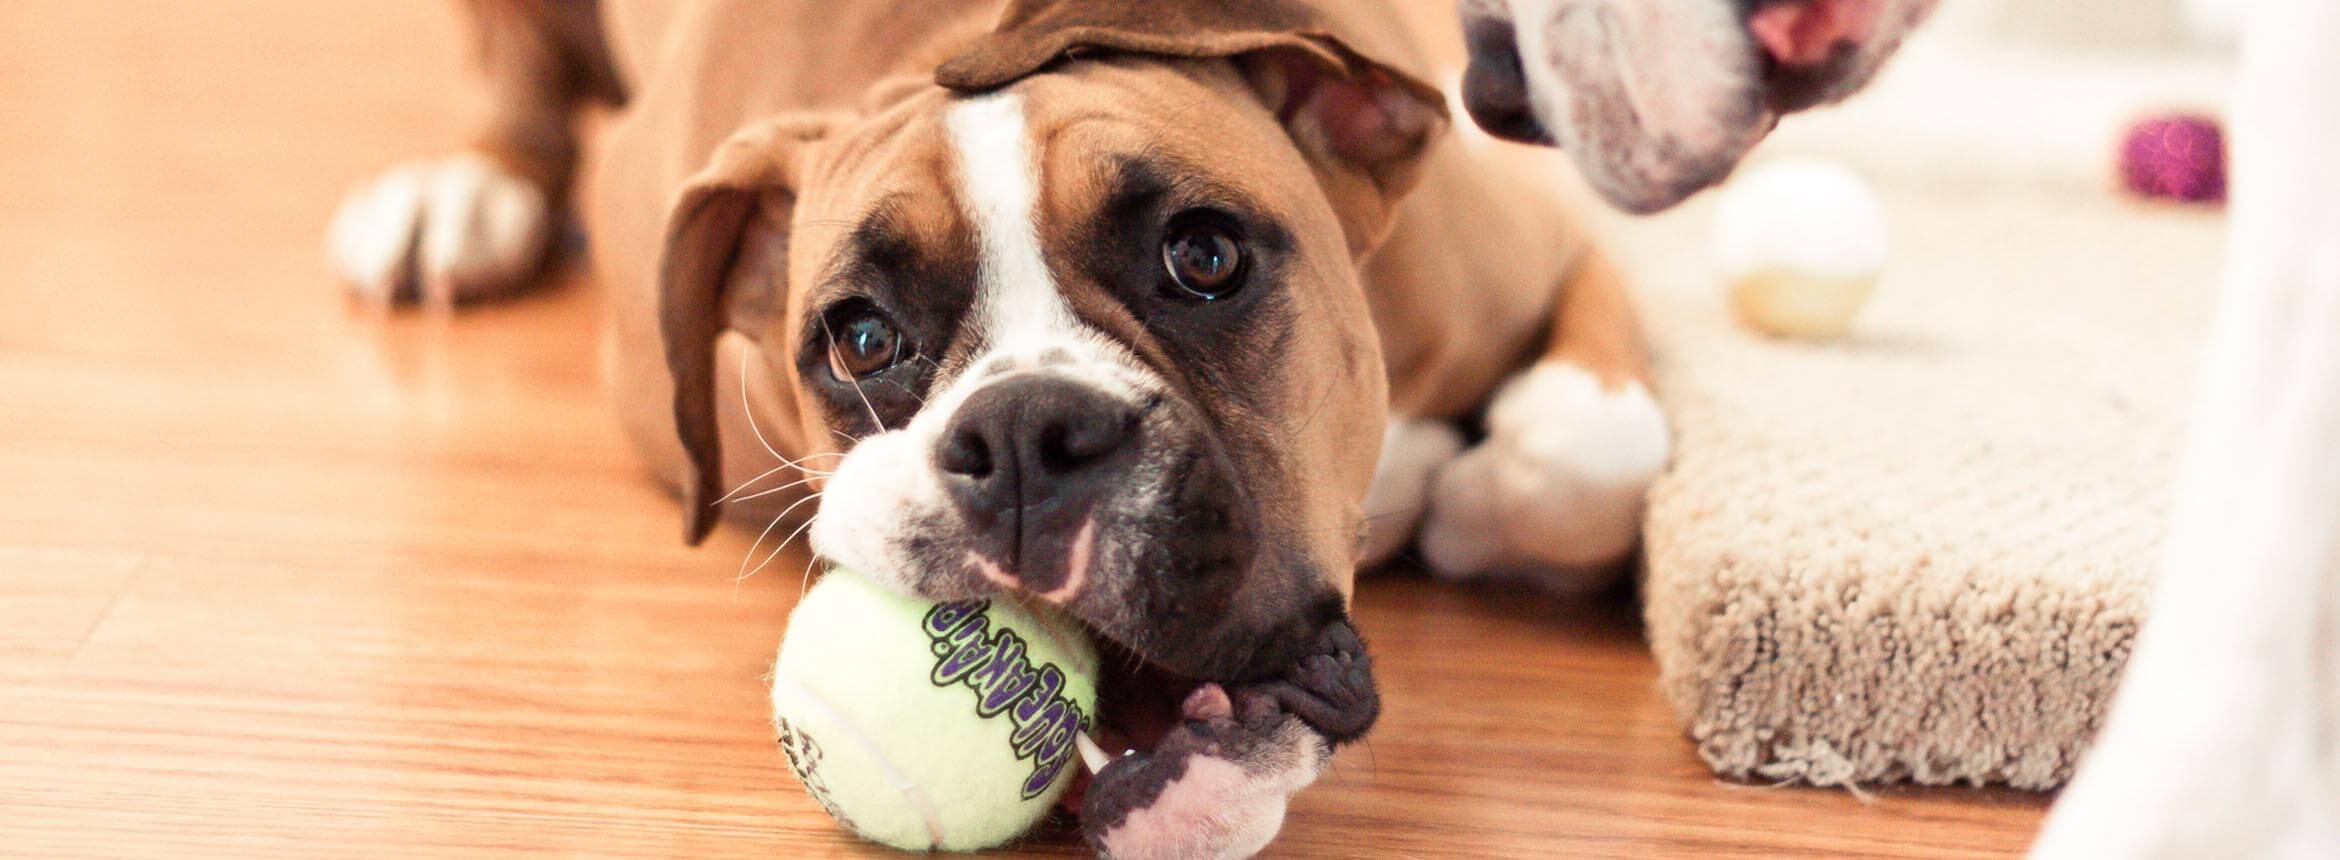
771,567,1098,852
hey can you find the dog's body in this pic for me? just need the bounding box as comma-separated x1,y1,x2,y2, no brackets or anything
330,1,1667,855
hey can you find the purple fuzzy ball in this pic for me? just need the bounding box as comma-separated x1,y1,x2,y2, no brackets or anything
2119,114,2226,204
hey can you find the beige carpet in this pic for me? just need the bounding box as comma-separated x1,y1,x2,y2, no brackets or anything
1612,181,2227,789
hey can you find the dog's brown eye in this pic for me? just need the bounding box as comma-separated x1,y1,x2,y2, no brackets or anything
825,305,906,381
1162,217,1246,301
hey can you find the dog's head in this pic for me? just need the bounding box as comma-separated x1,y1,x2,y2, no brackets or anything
654,0,1444,728
1458,0,1937,212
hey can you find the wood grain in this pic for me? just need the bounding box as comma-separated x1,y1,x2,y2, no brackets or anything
0,2,2049,856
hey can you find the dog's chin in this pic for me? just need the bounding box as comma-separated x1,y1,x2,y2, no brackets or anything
1557,101,1774,214
1519,0,1776,213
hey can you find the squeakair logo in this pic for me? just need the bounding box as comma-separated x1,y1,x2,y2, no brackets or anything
921,600,1092,798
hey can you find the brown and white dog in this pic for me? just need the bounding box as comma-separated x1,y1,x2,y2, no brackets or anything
327,1,1667,855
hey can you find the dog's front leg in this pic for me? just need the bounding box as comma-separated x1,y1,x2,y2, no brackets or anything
327,0,621,303
1083,622,1377,860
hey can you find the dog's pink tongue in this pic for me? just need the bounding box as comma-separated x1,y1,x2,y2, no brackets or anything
1749,0,1881,67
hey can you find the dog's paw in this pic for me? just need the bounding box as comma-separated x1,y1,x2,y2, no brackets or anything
1084,685,1332,860
1083,622,1372,858
1358,418,1464,568
325,153,552,303
1419,362,1669,593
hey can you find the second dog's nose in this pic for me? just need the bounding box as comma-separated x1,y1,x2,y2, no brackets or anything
1459,7,1554,145
936,375,1137,513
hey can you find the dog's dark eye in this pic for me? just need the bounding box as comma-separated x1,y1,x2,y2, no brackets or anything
1161,215,1246,301
824,303,907,381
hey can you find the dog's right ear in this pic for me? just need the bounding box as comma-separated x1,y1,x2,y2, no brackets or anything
657,114,839,545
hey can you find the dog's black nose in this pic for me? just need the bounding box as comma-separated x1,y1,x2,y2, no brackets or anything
1459,9,1554,145
937,374,1137,515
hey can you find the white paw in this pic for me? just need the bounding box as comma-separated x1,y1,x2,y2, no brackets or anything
1358,418,1464,568
1418,363,1669,593
325,153,551,303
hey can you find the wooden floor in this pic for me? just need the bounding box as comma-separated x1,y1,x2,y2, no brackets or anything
0,3,2049,857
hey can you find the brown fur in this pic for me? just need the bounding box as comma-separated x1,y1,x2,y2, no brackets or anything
401,2,1653,852
440,0,1646,582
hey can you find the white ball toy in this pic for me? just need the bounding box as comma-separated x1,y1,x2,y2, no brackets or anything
1711,158,1889,338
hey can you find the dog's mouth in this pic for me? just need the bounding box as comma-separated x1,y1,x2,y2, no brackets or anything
1049,635,1204,816
1748,0,1884,112
1055,607,1378,818
1090,637,1208,755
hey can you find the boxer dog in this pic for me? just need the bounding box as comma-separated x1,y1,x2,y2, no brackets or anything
327,1,1668,855
1464,1,2340,856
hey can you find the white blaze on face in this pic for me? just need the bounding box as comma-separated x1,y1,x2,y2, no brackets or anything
945,93,1084,346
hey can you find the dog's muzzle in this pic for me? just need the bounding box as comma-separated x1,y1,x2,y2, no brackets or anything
935,373,1138,602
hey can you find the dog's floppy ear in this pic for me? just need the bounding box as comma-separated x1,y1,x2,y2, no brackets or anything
1233,47,1446,252
658,114,839,545
937,0,1448,250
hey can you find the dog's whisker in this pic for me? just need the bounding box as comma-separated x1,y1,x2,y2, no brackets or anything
877,375,927,405
821,316,889,431
1287,375,1339,445
765,515,823,573
736,509,796,582
735,346,802,470
798,551,824,599
726,473,825,506
716,463,793,501
1251,521,1382,541
737,492,825,582
712,458,841,505
742,499,825,583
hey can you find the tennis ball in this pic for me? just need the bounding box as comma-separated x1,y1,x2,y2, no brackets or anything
770,566,1099,852
1712,158,1889,339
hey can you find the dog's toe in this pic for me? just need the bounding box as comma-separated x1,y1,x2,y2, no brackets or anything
1419,362,1669,593
325,154,551,303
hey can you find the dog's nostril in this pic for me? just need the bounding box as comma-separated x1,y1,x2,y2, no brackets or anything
1037,411,1131,474
937,428,993,478
938,375,1136,518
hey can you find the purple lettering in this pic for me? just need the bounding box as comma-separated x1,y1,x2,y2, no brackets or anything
1012,666,1063,723
921,600,986,638
932,618,995,685
970,634,1039,717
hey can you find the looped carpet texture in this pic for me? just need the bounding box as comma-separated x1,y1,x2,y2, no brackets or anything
1625,184,2225,789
